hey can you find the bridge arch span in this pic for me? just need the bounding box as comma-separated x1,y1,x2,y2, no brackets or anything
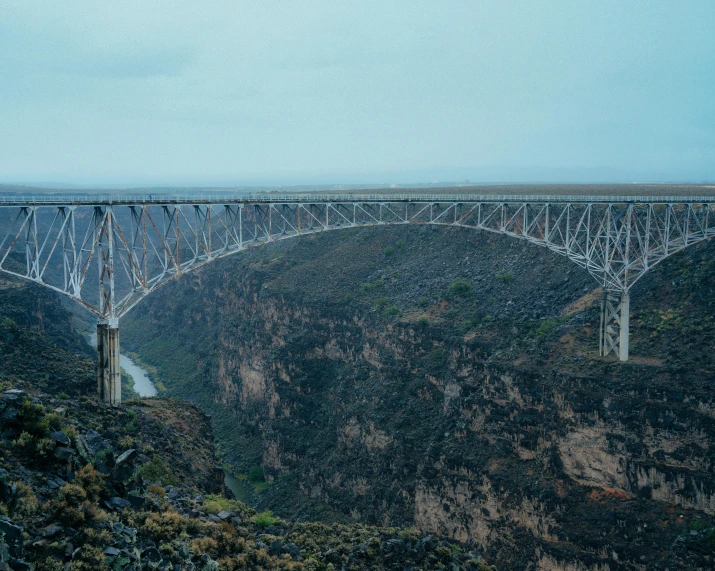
1,193,714,403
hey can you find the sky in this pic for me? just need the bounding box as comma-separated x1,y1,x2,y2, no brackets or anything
0,1,714,187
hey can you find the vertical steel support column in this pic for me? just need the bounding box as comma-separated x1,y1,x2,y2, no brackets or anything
97,321,121,405
599,291,630,361
619,293,630,362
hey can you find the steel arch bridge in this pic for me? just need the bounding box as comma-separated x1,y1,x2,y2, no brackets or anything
1,192,714,404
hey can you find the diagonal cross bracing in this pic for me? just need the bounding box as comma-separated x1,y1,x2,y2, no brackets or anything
1,193,714,398
1,195,714,322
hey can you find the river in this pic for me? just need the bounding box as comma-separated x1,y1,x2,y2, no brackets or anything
89,332,157,397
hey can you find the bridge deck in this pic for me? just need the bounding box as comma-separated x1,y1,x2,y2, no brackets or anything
1,190,714,206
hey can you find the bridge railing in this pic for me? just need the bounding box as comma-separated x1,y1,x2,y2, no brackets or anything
1,193,714,206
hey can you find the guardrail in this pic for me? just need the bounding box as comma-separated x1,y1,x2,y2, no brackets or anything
1,193,714,206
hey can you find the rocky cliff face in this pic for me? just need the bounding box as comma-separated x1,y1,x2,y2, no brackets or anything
122,225,715,569
0,272,486,570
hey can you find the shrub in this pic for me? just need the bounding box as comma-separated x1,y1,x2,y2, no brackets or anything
190,536,219,556
18,400,50,437
68,546,107,571
383,305,399,317
252,510,281,528
125,409,139,433
248,465,265,483
417,297,430,308
140,456,177,485
13,481,39,516
384,246,395,256
118,435,135,449
36,558,64,571
144,511,186,541
54,484,89,526
75,464,105,502
534,317,566,338
449,279,472,297
147,484,167,497
495,272,515,283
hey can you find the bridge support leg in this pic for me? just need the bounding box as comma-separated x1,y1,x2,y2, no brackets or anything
97,322,121,405
599,291,630,361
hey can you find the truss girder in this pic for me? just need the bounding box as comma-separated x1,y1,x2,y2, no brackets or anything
0,199,713,320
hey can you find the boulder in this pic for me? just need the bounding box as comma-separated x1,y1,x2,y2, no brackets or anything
126,491,145,509
83,429,108,456
0,518,23,559
53,447,74,461
39,524,62,538
142,546,162,563
49,430,69,445
104,497,131,511
283,543,301,557
111,449,138,487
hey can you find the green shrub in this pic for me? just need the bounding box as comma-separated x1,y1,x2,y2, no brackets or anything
18,399,50,437
384,246,395,256
534,317,566,338
449,279,472,297
495,272,515,283
68,546,107,571
144,511,186,541
248,465,265,483
252,510,281,528
54,484,94,526
75,464,105,502
140,456,177,485
383,305,399,317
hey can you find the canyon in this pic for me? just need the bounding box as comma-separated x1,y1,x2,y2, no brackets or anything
117,224,715,569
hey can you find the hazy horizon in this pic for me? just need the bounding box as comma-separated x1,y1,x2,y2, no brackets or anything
1,1,714,187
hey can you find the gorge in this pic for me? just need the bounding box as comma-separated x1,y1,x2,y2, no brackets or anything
116,222,715,569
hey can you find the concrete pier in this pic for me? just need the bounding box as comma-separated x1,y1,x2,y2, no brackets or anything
97,321,121,405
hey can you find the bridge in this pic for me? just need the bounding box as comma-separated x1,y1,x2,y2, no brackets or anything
1,192,714,404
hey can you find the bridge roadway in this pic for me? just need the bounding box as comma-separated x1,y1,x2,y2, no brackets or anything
1,191,714,404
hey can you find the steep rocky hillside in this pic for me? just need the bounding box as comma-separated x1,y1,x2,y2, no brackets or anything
121,225,715,570
0,275,494,570
0,278,95,398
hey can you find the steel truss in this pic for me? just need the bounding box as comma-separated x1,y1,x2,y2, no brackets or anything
1,195,714,402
